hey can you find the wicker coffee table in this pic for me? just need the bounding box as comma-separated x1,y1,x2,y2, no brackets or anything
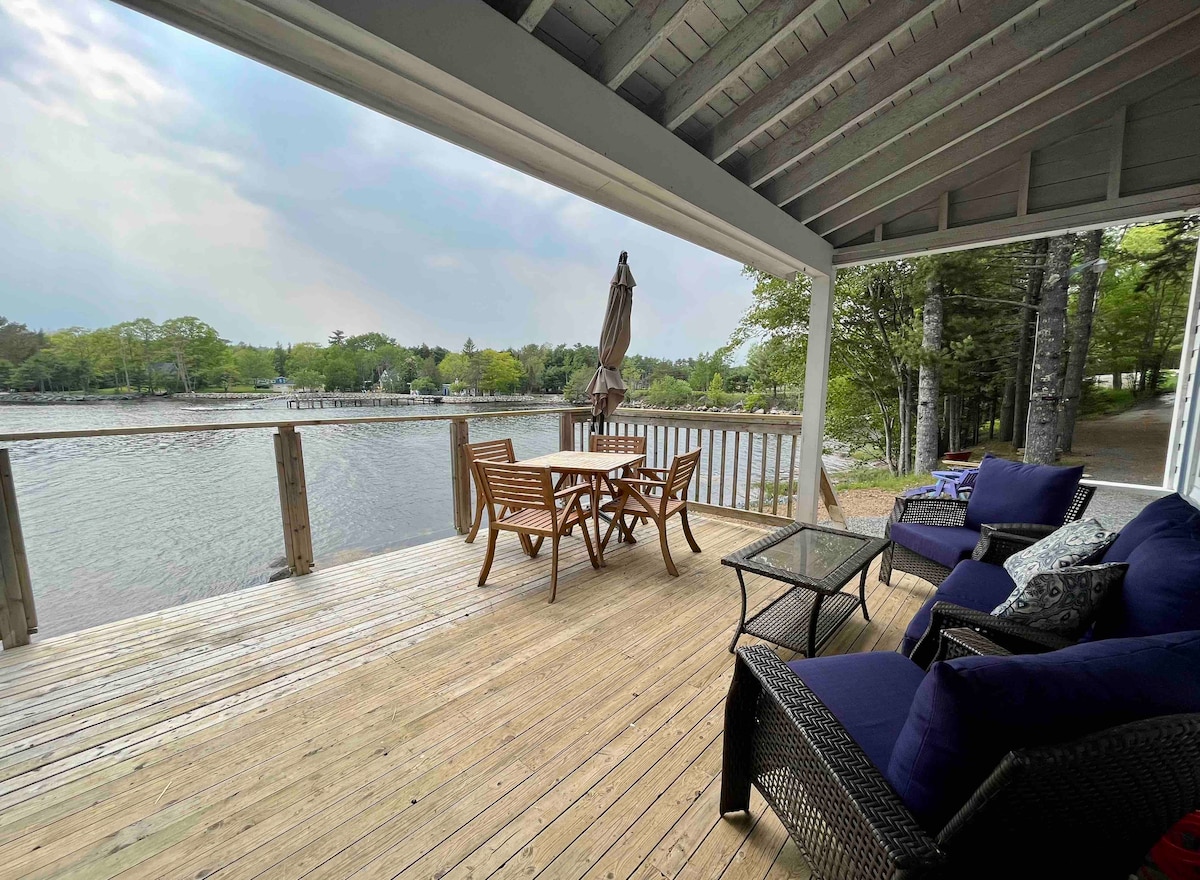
723,522,889,657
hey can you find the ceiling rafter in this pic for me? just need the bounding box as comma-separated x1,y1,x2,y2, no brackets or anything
798,6,1200,234
584,0,704,90
649,0,820,131
702,0,944,165
758,0,1139,209
731,0,1051,188
496,0,557,32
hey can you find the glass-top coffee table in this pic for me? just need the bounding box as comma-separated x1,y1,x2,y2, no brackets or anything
723,522,890,657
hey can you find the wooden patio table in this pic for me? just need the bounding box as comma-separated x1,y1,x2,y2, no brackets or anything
519,449,645,567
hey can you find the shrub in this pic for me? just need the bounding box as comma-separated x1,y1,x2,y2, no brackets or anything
411,376,439,394
705,373,728,407
743,391,767,412
646,376,692,407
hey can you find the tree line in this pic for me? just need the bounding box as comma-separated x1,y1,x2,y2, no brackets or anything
736,218,1197,473
0,316,789,401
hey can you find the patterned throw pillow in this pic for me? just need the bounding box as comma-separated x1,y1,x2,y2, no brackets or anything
1002,517,1117,591
991,563,1127,634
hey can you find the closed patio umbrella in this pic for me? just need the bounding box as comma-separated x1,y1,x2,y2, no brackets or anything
585,251,635,432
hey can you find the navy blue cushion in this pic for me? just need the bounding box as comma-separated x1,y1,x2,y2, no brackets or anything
788,652,925,773
1102,493,1199,563
886,630,1200,830
963,455,1083,531
890,523,981,571
901,560,1017,656
1091,517,1200,640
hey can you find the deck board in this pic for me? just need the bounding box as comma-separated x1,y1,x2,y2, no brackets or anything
0,515,932,880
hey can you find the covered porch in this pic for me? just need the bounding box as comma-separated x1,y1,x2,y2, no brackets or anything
0,514,931,879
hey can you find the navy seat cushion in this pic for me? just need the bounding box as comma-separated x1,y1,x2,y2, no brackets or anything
964,455,1083,531
1091,516,1200,640
788,652,925,773
1102,492,1199,563
885,630,1200,831
900,561,1016,656
890,523,981,571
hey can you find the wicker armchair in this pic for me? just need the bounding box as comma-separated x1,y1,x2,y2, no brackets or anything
881,484,1095,586
721,643,1200,880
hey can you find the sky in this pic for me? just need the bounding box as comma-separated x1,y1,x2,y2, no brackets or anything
0,0,756,359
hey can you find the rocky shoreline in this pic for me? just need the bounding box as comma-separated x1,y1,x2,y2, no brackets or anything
0,392,276,405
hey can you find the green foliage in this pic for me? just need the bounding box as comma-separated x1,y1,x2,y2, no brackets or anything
322,349,358,391
479,350,523,393
564,366,593,404
704,373,728,407
411,376,439,394
0,358,12,388
290,368,324,391
743,392,767,412
833,466,931,493
646,376,692,407
1080,385,1137,417
687,347,732,391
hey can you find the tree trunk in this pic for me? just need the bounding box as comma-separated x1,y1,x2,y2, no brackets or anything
1025,235,1075,464
1112,370,1122,390
1011,238,1049,448
999,377,1016,441
946,394,960,452
915,279,944,474
1058,229,1103,452
898,371,911,475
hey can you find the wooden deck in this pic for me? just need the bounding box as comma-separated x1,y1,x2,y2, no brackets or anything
0,515,934,880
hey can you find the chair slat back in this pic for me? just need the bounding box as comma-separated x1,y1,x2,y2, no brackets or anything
478,461,553,512
1066,484,1096,523
667,448,702,499
464,438,516,467
590,434,646,456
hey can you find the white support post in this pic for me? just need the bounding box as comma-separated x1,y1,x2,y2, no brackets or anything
796,269,835,522
1167,234,1200,501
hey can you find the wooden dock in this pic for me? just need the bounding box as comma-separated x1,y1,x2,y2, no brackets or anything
287,394,444,409
0,514,933,880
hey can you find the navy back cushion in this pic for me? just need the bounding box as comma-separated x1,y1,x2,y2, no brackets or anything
963,455,1083,531
885,630,1200,830
1091,514,1200,640
1102,492,1199,563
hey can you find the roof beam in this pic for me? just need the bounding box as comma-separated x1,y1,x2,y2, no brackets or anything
496,0,556,32
704,0,943,166
115,0,832,278
824,55,1200,245
833,183,1200,265
650,0,819,130
759,0,1137,208
732,0,1050,187
798,2,1200,231
584,0,703,90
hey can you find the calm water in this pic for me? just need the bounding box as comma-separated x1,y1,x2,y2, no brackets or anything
1,398,568,637
2,398,843,638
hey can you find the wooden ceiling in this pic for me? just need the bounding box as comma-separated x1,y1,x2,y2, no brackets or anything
488,0,1200,262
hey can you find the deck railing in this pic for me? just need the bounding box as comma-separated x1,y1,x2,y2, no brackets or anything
0,406,832,649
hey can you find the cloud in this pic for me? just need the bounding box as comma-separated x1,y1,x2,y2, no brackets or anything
0,0,757,358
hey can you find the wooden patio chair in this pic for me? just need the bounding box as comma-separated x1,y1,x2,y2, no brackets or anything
476,461,599,603
589,433,647,500
462,438,516,543
601,447,702,576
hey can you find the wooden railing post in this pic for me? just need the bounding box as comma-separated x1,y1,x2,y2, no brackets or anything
0,449,33,649
273,427,313,576
450,419,472,535
559,413,575,451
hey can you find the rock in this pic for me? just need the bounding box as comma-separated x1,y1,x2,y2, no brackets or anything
268,568,292,582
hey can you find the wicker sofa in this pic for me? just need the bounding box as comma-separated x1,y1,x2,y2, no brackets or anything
721,631,1200,880
881,455,1094,587
903,492,1200,665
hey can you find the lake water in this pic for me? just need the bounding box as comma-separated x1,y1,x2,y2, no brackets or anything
2,397,844,638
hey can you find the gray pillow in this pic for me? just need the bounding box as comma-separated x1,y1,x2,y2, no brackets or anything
1002,517,1117,592
992,563,1127,634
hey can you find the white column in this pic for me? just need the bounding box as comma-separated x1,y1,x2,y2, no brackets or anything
1167,234,1200,500
796,268,835,523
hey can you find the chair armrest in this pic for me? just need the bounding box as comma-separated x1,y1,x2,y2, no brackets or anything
888,495,969,531
612,477,667,492
934,628,1013,662
910,602,1075,669
639,466,670,476
971,523,1057,565
553,484,590,503
722,646,945,879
